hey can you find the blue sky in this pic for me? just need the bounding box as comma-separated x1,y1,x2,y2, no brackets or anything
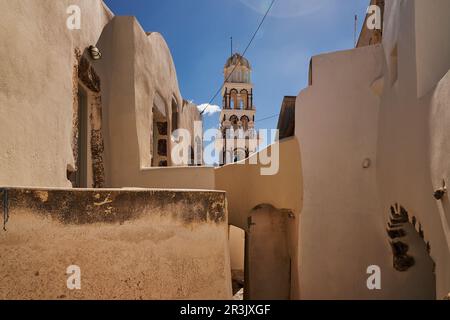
104,0,369,135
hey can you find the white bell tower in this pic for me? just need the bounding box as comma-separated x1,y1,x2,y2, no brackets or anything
219,53,257,164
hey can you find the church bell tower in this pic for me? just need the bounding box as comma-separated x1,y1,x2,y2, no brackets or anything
219,53,257,164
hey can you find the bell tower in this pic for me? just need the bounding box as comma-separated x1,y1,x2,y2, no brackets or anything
219,53,257,164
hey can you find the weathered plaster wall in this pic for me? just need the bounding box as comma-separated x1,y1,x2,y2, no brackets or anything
414,0,450,97
296,43,437,299
215,137,302,299
215,138,301,231
292,0,450,299
134,27,184,169
136,166,215,190
429,70,450,298
0,1,200,188
94,16,182,186
297,45,385,299
0,188,231,299
0,0,112,187
376,0,450,299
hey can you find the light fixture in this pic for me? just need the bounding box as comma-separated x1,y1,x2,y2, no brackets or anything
88,45,102,60
433,179,447,200
362,158,371,169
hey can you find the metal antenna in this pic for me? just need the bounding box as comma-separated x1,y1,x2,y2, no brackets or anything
354,14,358,47
230,36,233,57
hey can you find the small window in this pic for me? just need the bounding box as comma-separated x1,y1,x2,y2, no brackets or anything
171,98,178,133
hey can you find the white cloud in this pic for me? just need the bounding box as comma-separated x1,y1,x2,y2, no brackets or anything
197,103,221,116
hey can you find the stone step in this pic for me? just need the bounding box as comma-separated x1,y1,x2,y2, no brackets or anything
386,228,406,239
387,222,403,229
389,214,408,224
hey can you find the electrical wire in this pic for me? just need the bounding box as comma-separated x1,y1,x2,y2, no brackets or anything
255,113,280,123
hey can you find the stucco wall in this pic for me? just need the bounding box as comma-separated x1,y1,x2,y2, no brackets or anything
377,0,450,299
0,188,231,299
94,16,189,186
0,0,112,187
215,137,302,298
0,1,200,189
414,0,450,97
296,43,438,299
297,45,383,299
134,166,215,190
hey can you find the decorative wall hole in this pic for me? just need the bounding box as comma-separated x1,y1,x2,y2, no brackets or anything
157,122,168,135
158,160,168,167
386,204,435,278
152,100,168,167
362,158,371,169
158,139,167,156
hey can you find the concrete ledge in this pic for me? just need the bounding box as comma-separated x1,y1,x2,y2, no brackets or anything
3,188,226,225
0,188,232,300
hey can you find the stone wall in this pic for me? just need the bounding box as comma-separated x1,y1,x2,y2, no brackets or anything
0,188,232,299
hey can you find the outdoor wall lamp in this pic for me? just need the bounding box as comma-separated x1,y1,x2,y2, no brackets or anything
433,180,447,201
88,45,102,60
